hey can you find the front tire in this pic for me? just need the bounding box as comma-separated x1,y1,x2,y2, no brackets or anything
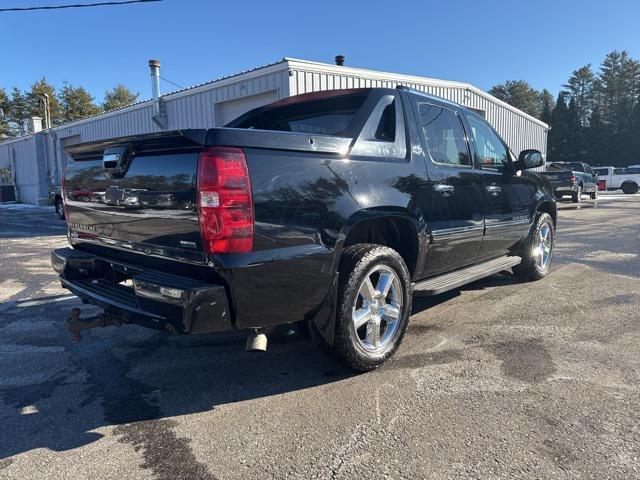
319,244,412,371
513,213,555,281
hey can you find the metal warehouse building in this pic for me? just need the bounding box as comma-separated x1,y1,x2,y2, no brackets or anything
0,57,549,205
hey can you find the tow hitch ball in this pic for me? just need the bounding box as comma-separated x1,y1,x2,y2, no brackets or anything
65,307,125,342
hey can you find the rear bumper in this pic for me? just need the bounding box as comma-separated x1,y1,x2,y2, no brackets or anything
552,184,578,193
52,247,232,334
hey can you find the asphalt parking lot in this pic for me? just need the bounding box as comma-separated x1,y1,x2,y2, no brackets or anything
1,194,639,480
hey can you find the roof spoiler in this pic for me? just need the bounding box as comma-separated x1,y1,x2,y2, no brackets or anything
64,129,209,159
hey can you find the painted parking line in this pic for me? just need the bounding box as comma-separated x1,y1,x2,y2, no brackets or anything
16,295,77,308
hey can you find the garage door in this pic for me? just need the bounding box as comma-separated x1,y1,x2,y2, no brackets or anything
217,90,279,126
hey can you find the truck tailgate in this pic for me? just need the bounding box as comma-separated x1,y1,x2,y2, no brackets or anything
64,150,203,261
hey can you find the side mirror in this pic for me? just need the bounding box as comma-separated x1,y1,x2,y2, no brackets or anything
515,149,544,170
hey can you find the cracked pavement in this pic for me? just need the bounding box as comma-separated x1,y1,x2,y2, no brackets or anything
1,195,639,479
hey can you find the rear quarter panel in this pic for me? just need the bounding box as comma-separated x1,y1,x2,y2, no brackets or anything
217,147,425,329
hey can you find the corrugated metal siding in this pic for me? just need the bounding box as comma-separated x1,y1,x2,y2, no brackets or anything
51,67,290,144
289,67,548,157
0,135,45,204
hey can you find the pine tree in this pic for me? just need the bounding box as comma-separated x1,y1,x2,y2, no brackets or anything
59,83,102,122
26,78,63,126
587,107,607,166
562,65,595,127
103,85,139,111
0,88,11,138
566,97,586,162
539,89,554,124
489,80,542,118
8,87,30,135
547,93,572,162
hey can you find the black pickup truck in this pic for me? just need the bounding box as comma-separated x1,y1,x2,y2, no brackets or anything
52,87,556,371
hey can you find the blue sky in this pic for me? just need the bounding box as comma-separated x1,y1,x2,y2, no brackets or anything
2,0,639,102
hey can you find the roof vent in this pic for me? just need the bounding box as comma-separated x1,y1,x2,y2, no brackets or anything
335,55,345,66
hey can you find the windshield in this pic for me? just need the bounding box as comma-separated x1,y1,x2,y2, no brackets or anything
227,92,368,137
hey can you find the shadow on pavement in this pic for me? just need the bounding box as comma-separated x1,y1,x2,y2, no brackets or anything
0,296,352,460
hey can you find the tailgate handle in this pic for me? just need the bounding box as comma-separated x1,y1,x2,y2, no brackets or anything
103,146,131,178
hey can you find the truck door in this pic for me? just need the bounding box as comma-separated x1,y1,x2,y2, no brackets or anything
463,113,534,262
414,101,485,276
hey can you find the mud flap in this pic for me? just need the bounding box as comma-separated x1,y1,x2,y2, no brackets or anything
309,272,339,345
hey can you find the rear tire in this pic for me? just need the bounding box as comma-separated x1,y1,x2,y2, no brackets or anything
621,182,639,194
513,213,555,281
315,244,412,372
572,185,582,203
590,188,598,200
54,196,65,220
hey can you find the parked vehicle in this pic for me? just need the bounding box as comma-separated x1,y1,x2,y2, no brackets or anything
593,166,640,194
540,162,599,202
51,87,556,371
50,185,65,219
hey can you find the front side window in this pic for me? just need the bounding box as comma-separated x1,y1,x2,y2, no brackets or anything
466,114,509,170
419,103,471,166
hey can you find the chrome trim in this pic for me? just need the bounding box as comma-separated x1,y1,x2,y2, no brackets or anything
484,219,531,231
431,225,484,240
70,235,206,265
433,184,454,193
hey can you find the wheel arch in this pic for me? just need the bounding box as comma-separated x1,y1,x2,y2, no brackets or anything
536,200,557,227
337,209,424,279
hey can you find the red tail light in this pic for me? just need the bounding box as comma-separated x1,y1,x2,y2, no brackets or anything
569,174,576,183
197,147,254,254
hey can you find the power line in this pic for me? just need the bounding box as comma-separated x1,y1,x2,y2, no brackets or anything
159,76,184,89
0,0,161,12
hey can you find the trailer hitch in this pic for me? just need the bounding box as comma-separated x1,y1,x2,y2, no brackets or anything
65,307,125,342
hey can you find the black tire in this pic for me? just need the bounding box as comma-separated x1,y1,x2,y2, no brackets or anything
621,182,639,194
513,212,555,281
54,196,65,220
590,188,598,200
572,185,582,203
315,244,412,372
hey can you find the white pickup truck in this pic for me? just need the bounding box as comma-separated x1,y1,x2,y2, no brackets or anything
593,166,640,194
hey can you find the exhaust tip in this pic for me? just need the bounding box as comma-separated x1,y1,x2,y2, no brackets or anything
245,330,268,352
148,59,161,68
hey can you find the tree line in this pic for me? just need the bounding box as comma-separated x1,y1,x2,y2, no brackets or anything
0,80,139,138
490,50,640,167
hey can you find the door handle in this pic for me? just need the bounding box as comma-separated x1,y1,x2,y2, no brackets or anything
485,185,501,196
434,184,454,194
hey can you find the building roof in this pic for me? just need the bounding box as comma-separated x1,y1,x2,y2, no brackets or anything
0,57,547,146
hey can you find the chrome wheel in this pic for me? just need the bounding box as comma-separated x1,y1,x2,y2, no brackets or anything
533,222,553,270
352,265,403,354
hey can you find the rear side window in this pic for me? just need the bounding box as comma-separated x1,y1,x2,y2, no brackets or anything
229,93,367,137
419,103,471,166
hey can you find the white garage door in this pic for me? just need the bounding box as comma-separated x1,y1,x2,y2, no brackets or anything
217,90,279,126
